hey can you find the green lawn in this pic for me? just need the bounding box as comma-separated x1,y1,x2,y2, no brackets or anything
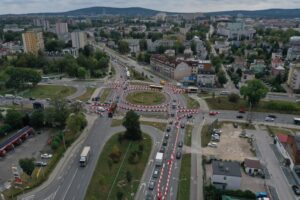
77,87,95,101
185,125,193,146
126,91,166,105
22,85,76,99
100,88,112,103
111,119,167,132
201,124,211,147
206,97,300,115
177,154,191,200
183,94,200,109
85,133,152,200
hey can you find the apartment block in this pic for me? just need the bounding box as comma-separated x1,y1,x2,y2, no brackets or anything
22,31,44,54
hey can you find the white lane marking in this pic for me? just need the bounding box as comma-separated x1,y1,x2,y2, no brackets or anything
61,168,78,200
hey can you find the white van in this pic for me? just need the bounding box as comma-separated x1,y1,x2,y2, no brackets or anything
220,91,230,96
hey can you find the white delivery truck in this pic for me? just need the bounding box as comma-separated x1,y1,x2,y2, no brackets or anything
155,152,164,166
79,146,91,167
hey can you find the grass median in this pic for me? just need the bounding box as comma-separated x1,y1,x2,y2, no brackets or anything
77,87,96,101
206,97,300,115
183,94,200,109
111,119,167,132
100,88,112,103
22,85,76,99
85,133,152,200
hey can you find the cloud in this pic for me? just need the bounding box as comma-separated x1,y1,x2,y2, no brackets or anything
0,0,299,14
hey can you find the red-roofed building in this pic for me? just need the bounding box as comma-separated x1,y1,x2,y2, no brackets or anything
277,134,288,144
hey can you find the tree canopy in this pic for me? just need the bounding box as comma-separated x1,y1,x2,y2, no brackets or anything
240,79,268,107
19,158,35,177
122,110,142,140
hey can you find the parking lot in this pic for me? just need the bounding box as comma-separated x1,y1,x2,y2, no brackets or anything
202,123,255,162
0,130,51,191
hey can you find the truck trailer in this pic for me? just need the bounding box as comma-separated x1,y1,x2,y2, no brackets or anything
79,146,91,167
108,102,117,118
155,152,164,166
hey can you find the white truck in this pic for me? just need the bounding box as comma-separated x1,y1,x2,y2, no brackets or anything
79,146,91,167
155,152,164,166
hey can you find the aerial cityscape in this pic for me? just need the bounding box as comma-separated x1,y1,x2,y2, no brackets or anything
2,1,300,200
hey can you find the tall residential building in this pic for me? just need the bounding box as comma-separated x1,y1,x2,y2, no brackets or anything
71,31,87,49
56,22,69,35
33,19,50,31
287,63,300,90
22,31,44,54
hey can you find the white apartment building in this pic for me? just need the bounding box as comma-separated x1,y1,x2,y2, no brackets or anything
71,31,87,49
56,22,69,35
288,63,300,90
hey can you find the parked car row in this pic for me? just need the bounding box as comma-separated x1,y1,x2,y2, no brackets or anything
208,129,222,148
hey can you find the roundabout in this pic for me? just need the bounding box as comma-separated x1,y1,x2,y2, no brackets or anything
125,91,166,106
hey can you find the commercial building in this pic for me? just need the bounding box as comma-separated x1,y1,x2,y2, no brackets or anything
217,22,256,40
22,31,44,54
287,36,300,61
287,63,300,90
71,31,87,49
211,160,242,190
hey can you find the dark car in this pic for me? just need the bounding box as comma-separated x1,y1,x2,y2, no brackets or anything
180,123,185,129
176,151,182,159
145,193,153,200
170,113,175,117
233,123,238,128
163,139,168,146
178,141,183,148
292,185,300,196
169,120,173,125
148,180,155,190
267,114,277,119
187,114,193,119
166,127,171,132
152,169,160,178
29,97,36,101
159,146,166,153
236,115,243,119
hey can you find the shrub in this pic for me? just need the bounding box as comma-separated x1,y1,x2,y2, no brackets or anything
109,145,122,163
228,93,240,103
128,151,140,164
0,124,12,136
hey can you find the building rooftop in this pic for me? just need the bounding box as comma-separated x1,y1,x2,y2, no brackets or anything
277,134,288,143
244,158,262,169
212,161,242,177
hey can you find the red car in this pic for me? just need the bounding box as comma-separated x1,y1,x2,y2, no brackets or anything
209,111,219,116
239,108,246,113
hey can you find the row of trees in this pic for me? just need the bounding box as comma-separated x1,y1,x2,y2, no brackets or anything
0,45,110,79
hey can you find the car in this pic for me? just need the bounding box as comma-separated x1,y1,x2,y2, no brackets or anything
12,101,20,105
166,127,171,132
169,120,173,125
173,99,176,103
35,161,47,167
152,169,160,178
148,180,155,190
145,193,154,200
239,108,246,113
159,146,166,153
170,113,175,117
187,114,193,119
29,97,36,101
163,139,168,146
178,141,183,148
41,153,53,159
213,129,222,134
236,115,243,119
176,151,182,159
46,98,51,101
208,142,218,148
180,123,185,129
164,133,169,139
233,123,238,128
292,185,300,196
15,96,23,100
267,114,277,119
209,111,219,116
265,116,275,122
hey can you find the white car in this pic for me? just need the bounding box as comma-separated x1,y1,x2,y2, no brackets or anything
97,107,106,112
265,117,274,122
208,142,218,148
41,153,53,159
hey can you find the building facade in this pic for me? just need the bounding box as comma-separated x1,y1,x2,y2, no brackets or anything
71,31,87,49
56,22,69,35
22,31,44,54
287,63,300,90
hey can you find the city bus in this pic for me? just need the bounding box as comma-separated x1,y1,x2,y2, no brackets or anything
149,85,163,91
186,86,198,93
294,118,300,125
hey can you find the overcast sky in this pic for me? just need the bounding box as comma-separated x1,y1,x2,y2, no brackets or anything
0,0,300,14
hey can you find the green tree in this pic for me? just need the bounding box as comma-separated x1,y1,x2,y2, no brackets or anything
139,39,148,51
122,110,142,140
217,70,227,86
5,109,23,128
118,41,130,54
45,40,65,52
30,110,44,128
66,113,87,134
77,67,86,79
19,158,35,177
240,79,268,107
45,97,69,127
